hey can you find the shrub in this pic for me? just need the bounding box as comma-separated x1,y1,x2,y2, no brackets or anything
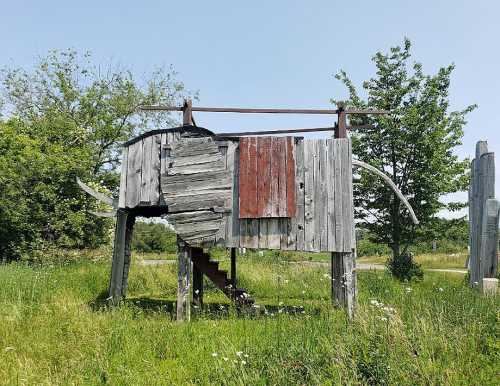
131,222,177,253
386,253,423,281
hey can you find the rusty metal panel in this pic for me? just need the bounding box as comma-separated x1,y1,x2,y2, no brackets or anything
239,136,296,218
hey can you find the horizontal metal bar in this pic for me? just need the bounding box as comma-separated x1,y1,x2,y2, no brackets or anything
214,124,372,137
138,105,389,115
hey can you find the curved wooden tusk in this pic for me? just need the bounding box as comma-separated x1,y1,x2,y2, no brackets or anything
352,159,419,225
89,210,117,218
76,178,116,207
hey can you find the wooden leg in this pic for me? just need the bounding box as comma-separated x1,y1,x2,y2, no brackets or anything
121,214,135,298
331,251,356,319
109,210,129,304
230,248,237,300
192,259,204,308
177,236,191,322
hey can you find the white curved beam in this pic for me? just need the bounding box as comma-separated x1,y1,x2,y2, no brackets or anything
352,159,419,225
76,177,116,207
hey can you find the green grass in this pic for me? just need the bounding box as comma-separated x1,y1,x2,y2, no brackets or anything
358,251,468,270
0,251,498,385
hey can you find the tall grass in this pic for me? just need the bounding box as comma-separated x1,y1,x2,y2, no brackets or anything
0,252,498,385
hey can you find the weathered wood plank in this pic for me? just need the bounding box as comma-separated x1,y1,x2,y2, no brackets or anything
161,176,232,194
227,142,240,247
248,219,259,248
312,140,321,251
340,139,353,251
125,140,142,208
333,139,343,251
304,140,316,251
268,218,281,249
257,137,272,217
286,137,296,217
259,219,269,249
118,147,128,208
163,170,230,184
149,134,161,205
167,160,226,176
168,210,223,223
295,139,305,250
327,139,336,251
332,251,356,319
140,135,153,205
479,198,500,279
318,140,328,251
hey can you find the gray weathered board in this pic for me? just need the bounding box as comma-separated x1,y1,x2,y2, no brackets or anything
118,130,354,252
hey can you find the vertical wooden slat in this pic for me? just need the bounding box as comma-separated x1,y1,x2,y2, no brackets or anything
268,218,281,249
125,140,142,208
327,139,336,251
149,134,161,205
318,140,328,251
259,220,269,249
340,139,353,251
226,141,239,247
140,136,153,205
333,139,343,251
295,139,305,250
257,137,272,217
120,214,135,298
248,219,259,248
118,147,128,208
312,140,321,251
304,140,315,251
285,137,296,217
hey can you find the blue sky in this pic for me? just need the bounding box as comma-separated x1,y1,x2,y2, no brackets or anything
2,0,499,215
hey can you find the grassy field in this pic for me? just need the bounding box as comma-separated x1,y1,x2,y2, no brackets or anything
0,251,498,385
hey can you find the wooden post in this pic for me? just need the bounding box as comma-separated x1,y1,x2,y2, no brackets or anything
109,209,132,303
183,99,193,125
177,236,191,321
192,248,204,308
469,142,495,286
479,198,500,280
230,248,237,297
331,102,356,318
121,214,135,297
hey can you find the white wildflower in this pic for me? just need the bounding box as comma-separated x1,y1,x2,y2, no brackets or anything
236,351,243,357
212,352,218,357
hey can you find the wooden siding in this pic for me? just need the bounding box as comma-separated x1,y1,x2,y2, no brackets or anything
119,132,353,253
239,136,296,218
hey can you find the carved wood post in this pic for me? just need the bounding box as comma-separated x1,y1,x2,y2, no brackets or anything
331,103,356,318
177,236,191,321
469,142,496,287
109,209,135,303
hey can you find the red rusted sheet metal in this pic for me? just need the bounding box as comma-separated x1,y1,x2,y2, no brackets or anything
239,136,296,218
286,137,296,217
257,137,272,217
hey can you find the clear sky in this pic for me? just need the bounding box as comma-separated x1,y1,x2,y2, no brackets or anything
2,0,499,215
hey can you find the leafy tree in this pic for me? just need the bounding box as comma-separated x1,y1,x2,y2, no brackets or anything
0,50,191,261
335,39,475,261
132,222,177,254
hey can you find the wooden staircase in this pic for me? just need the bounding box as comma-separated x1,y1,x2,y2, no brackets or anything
191,248,253,305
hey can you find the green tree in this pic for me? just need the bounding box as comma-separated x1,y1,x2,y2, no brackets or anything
0,50,191,261
335,39,475,260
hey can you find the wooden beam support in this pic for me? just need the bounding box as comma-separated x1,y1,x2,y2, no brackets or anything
331,251,356,319
108,210,135,304
335,102,347,139
177,236,191,321
230,248,237,291
182,99,193,125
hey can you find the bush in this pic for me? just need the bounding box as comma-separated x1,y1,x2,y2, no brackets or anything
131,222,177,253
386,253,423,281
